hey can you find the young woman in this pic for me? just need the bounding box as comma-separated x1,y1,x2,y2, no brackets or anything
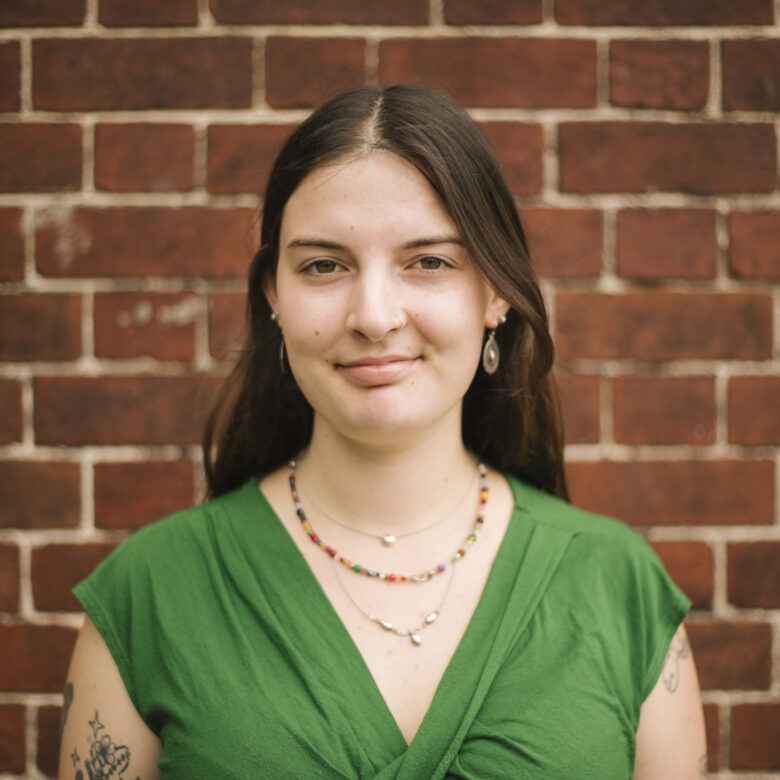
60,85,706,779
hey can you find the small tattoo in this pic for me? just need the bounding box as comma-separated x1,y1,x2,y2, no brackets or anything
82,711,132,779
88,711,104,739
70,747,80,767
61,681,74,739
662,628,690,693
75,771,84,780
699,753,707,777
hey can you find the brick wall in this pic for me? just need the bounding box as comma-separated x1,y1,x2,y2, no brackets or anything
0,0,778,776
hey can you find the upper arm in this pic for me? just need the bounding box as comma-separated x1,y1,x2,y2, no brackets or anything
633,624,707,779
58,615,163,780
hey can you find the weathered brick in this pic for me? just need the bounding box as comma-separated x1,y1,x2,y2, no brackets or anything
728,543,780,609
0,462,80,529
728,211,780,279
34,376,221,445
0,625,76,692
99,0,198,26
559,123,776,194
556,292,772,361
35,207,257,279
728,377,780,446
379,38,597,108
616,209,717,280
0,124,81,192
0,294,80,362
480,123,543,196
0,544,20,612
209,291,246,360
95,124,195,192
612,376,715,445
0,379,22,444
723,40,780,112
0,0,86,26
266,38,365,109
37,706,60,778
555,0,773,25
94,292,200,361
211,0,428,24
610,40,708,111
0,705,25,772
703,704,719,772
650,542,713,610
566,460,774,526
522,209,602,279
0,41,20,112
33,38,252,110
207,124,294,194
32,543,118,611
0,208,24,281
444,0,542,24
731,704,780,769
556,374,599,444
94,461,194,530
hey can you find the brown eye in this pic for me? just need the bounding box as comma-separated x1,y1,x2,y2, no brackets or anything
418,256,445,270
310,260,338,274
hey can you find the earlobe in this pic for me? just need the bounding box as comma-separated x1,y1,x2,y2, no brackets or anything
485,297,511,330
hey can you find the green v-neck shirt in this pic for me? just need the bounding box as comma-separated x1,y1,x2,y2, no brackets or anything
74,474,689,779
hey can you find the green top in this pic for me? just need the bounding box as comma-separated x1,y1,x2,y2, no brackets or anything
74,474,689,779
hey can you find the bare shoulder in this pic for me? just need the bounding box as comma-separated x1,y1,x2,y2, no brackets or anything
58,616,162,780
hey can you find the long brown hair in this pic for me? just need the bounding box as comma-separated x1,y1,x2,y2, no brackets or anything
203,85,568,501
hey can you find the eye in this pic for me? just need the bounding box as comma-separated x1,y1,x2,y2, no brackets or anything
303,259,340,275
414,256,451,271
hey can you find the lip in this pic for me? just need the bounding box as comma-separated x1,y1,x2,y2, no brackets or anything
336,355,419,386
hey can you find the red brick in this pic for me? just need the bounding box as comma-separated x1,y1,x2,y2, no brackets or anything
556,292,772,361
729,377,780,446
0,462,80,529
0,41,20,112
555,0,773,25
556,374,599,444
0,544,20,612
0,705,25,772
0,124,81,192
610,41,709,111
612,376,715,445
728,211,780,279
566,460,774,526
94,292,200,361
0,625,76,692
559,123,776,194
480,123,543,196
0,0,85,26
34,375,221,445
94,461,194,529
0,208,24,281
731,704,780,769
207,124,294,194
379,38,596,108
0,379,22,444
35,207,256,279
33,38,251,110
616,209,716,280
32,543,118,611
703,704,719,772
723,40,780,112
444,0,542,24
99,0,198,26
728,542,780,609
209,291,246,360
37,706,60,778
0,294,80,362
266,38,365,110
211,0,427,24
650,542,713,610
95,124,195,192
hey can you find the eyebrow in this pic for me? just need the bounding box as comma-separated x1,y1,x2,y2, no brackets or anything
286,236,464,250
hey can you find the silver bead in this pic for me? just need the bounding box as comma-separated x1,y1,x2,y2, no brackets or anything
410,634,422,646
381,534,397,546
378,619,394,631
424,612,439,624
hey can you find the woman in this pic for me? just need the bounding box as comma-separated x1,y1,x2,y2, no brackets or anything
60,85,706,779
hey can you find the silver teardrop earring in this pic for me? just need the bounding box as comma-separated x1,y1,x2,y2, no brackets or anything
270,311,286,374
482,315,506,376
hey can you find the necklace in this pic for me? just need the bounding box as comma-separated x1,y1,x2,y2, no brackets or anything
288,460,489,583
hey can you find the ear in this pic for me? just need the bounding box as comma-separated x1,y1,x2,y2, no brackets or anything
485,291,511,330
262,273,279,315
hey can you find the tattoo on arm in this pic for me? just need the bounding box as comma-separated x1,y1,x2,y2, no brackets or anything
70,710,133,780
60,681,74,739
699,753,707,777
661,628,690,693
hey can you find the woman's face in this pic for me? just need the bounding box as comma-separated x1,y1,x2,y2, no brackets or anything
267,151,508,447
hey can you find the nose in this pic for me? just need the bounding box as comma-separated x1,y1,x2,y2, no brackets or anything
345,266,405,342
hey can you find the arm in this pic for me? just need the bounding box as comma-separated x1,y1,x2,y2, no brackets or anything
633,624,707,779
58,616,163,780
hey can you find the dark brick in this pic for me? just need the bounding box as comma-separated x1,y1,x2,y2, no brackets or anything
0,41,20,112
99,0,198,26
37,706,61,778
0,462,80,529
444,0,542,25
0,124,81,192
703,704,719,771
651,542,713,610
211,0,428,24
0,379,22,445
0,625,76,692
0,294,80,361
728,377,780,446
0,208,24,281
480,123,543,196
731,704,780,769
0,544,20,612
723,39,780,112
728,543,780,608
728,211,780,279
557,374,600,444
0,705,25,772
556,0,773,25
0,0,85,26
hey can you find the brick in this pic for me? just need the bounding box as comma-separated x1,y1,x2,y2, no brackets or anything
566,460,774,526
94,461,194,529
33,38,251,110
0,379,22,444
0,0,85,26
379,38,596,108
0,462,80,529
444,0,542,24
703,704,719,772
723,40,780,112
729,377,780,445
650,542,713,610
480,123,543,196
555,0,773,25
0,294,80,362
32,543,118,611
556,292,771,361
0,705,25,772
209,291,246,360
37,706,61,778
266,38,365,110
0,625,76,692
728,543,780,608
94,292,200,361
35,207,256,279
95,124,195,192
610,41,708,111
0,41,20,111
616,209,716,280
559,123,776,194
34,376,221,445
0,208,24,281
522,209,602,278
612,376,715,445
556,374,599,444
728,212,780,279
0,124,81,192
211,0,427,24
99,0,198,26
731,704,780,770
207,124,294,194
0,544,20,612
